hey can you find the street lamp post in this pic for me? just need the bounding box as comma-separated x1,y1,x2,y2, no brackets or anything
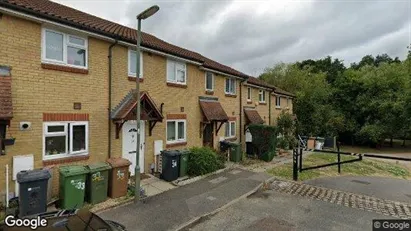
135,5,159,203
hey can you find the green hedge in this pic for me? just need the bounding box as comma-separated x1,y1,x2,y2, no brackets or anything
187,147,225,176
248,124,278,162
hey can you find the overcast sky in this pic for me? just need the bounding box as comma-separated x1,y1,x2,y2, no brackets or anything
52,0,411,76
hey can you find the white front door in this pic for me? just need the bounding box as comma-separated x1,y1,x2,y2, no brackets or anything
122,120,145,176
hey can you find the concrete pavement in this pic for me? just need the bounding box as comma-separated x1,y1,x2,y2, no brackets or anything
305,176,411,203
185,189,394,231
98,168,270,231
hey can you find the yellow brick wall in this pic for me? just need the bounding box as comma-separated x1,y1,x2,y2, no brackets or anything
0,15,109,198
272,95,293,125
110,44,241,167
0,13,292,201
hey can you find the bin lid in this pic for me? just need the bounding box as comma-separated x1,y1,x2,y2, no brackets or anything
106,157,131,168
161,150,180,157
17,169,51,183
180,149,190,155
229,142,239,147
59,165,89,177
87,162,111,173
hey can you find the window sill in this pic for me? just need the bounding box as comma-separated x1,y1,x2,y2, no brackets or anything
41,63,88,74
43,154,89,166
167,82,187,88
225,94,237,98
166,141,187,148
224,137,237,141
275,106,281,110
205,90,214,95
128,76,144,82
259,102,267,105
246,101,252,104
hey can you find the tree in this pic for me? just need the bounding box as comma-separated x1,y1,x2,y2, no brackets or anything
296,56,346,83
260,63,336,136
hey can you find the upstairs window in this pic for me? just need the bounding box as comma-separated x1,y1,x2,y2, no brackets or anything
247,87,252,101
259,90,266,103
276,96,281,107
167,59,186,84
205,72,214,91
225,78,236,95
42,28,88,68
128,50,143,78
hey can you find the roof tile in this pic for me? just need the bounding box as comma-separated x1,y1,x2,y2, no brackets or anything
199,100,229,122
244,109,264,125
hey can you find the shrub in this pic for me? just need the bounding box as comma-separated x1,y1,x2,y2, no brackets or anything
277,136,289,149
248,124,278,162
188,147,225,176
277,110,297,149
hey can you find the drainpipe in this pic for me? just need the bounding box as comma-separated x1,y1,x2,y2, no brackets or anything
108,39,118,159
269,90,273,125
239,78,247,143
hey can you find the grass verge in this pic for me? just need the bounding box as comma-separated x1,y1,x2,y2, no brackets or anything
267,152,411,181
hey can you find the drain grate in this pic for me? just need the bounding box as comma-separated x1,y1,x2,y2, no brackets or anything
351,180,371,185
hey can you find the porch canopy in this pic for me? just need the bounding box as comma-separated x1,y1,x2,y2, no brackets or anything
244,108,264,125
199,97,229,135
0,75,12,154
0,75,13,121
111,90,163,138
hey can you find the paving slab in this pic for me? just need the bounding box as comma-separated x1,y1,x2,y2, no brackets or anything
141,184,162,197
150,181,176,191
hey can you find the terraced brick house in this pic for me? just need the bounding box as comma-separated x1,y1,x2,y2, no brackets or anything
0,0,294,198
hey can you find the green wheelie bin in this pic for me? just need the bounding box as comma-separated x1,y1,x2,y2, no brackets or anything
179,150,189,177
59,165,89,209
86,162,111,204
229,142,242,162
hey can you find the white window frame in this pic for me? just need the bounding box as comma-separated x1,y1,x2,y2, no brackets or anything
128,49,143,78
225,78,236,95
259,90,266,103
247,87,252,101
205,72,214,91
167,59,187,85
276,96,281,108
225,121,236,138
41,28,88,69
69,122,89,155
43,121,89,160
166,120,187,144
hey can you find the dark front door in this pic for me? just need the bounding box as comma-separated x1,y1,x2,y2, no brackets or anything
203,123,214,148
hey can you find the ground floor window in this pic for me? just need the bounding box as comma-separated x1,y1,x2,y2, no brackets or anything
43,121,88,159
225,121,236,138
166,120,186,144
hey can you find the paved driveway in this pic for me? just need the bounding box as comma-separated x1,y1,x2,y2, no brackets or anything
305,176,411,203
